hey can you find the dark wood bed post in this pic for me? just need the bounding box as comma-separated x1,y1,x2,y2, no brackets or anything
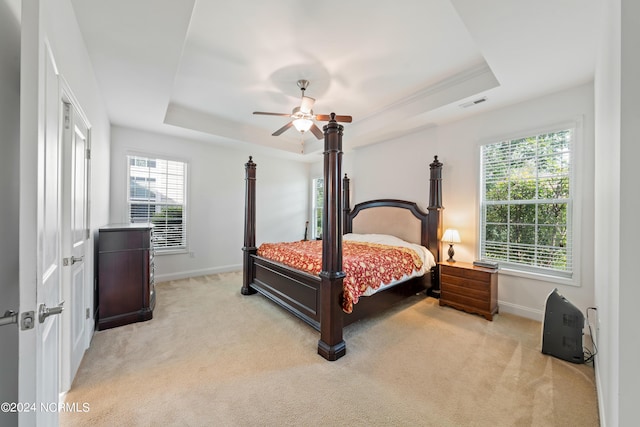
241,156,257,295
427,155,444,295
342,173,350,234
317,114,347,361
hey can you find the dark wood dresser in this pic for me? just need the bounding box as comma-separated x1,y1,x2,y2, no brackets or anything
97,224,155,330
438,261,498,320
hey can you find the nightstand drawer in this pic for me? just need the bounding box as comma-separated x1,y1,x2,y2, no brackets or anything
441,265,492,282
441,273,490,294
438,261,498,321
440,291,491,311
440,278,489,300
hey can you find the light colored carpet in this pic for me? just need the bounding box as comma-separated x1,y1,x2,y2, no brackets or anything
61,271,599,426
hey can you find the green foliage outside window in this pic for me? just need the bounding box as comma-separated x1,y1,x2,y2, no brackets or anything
314,178,324,238
151,205,184,248
151,205,183,225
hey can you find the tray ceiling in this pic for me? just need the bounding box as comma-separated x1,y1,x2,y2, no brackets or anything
71,0,598,158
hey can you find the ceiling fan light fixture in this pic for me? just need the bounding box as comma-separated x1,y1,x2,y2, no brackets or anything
253,80,351,140
293,118,313,133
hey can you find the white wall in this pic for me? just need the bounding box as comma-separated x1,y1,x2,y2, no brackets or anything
617,0,640,421
594,2,620,425
110,126,309,281
339,83,595,320
594,0,640,425
0,1,21,425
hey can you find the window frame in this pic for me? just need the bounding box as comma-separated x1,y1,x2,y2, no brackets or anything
478,119,583,286
126,153,189,254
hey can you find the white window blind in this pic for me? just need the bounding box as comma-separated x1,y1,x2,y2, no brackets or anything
480,129,573,278
127,155,187,251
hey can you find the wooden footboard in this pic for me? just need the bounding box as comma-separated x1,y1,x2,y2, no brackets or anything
249,253,435,331
251,255,321,330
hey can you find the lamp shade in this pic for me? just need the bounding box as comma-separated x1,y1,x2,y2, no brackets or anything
293,118,313,132
442,228,461,243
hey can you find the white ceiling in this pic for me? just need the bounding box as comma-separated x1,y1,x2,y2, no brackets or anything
70,0,599,159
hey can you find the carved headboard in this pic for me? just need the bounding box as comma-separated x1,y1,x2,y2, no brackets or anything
345,199,429,249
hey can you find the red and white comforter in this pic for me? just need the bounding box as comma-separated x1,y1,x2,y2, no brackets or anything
256,233,435,313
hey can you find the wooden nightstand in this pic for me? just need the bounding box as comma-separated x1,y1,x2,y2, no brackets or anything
438,261,498,320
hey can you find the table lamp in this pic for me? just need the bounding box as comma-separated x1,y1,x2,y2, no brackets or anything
442,228,461,262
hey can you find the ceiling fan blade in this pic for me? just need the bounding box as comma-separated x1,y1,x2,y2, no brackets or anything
272,121,294,136
253,111,293,117
315,114,353,123
300,96,315,114
310,123,323,139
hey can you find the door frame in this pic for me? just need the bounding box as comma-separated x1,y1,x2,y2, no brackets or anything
59,78,92,394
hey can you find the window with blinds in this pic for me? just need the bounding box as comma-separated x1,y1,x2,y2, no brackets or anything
312,178,324,239
127,155,187,251
480,129,573,278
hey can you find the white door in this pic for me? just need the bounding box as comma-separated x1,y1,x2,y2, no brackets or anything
19,36,64,425
60,100,90,393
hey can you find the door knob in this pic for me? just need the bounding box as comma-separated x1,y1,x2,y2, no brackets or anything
63,256,84,266
38,301,65,323
0,310,18,327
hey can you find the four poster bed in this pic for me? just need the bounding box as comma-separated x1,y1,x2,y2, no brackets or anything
242,114,444,361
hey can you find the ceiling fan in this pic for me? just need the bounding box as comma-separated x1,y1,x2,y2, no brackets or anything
253,80,352,140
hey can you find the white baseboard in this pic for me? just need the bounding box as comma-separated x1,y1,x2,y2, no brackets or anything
498,300,544,322
594,354,606,427
155,264,241,282
586,310,605,426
